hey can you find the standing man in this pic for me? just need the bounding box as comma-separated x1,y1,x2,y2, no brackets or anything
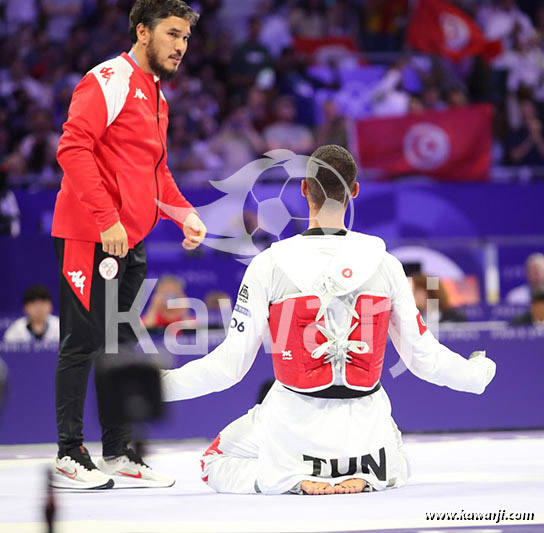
50,0,206,489
161,145,496,495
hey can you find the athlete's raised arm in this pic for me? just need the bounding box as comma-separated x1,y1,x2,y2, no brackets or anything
384,253,496,394
161,250,272,401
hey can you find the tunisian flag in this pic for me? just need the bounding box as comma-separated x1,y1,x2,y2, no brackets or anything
407,0,501,62
294,36,361,64
354,104,493,181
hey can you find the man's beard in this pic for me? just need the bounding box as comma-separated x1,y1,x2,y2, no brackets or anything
146,39,179,82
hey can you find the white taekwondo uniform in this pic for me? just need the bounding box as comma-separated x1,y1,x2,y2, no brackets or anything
162,229,496,494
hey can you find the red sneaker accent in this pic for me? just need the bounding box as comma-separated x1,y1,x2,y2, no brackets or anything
56,467,78,479
116,470,142,479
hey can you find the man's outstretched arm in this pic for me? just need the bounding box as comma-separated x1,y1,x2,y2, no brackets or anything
161,252,271,401
385,254,496,394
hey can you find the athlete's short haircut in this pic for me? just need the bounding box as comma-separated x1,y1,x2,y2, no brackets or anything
23,284,52,305
306,144,358,209
129,0,200,44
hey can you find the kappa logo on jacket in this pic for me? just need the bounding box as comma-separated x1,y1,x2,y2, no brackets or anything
100,67,114,84
67,270,86,295
134,88,148,100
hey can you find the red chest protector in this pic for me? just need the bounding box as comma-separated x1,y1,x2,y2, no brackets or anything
269,293,391,392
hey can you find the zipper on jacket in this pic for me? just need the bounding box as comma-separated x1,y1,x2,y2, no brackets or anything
149,82,165,234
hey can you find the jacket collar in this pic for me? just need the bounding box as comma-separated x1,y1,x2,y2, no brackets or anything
122,52,160,83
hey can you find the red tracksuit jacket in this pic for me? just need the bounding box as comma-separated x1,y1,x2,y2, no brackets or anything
52,52,196,247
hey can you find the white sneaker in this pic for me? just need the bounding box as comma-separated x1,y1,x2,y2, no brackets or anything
96,448,175,489
50,446,114,490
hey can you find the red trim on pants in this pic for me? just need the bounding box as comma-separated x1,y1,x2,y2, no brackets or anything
62,240,95,311
201,434,223,483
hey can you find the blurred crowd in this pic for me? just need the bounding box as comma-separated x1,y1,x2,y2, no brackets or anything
0,0,544,194
410,252,544,327
4,249,544,346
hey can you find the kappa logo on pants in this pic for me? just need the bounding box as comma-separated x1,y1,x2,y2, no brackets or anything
67,270,86,295
62,240,95,311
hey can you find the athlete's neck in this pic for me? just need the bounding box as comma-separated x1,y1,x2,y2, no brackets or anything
129,44,155,76
307,208,346,232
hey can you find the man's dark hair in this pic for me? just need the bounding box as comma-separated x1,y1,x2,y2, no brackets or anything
129,0,200,44
23,284,52,305
306,145,358,208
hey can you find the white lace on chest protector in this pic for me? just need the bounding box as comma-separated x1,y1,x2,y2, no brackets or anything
271,232,386,372
311,277,369,371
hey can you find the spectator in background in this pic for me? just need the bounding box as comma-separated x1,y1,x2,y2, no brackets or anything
18,108,61,183
246,85,271,132
534,1,544,32
408,94,425,114
447,88,468,108
166,115,203,172
205,290,232,331
477,0,536,58
3,284,59,342
0,114,11,160
326,0,358,37
316,99,347,147
142,276,194,332
510,289,544,326
257,0,293,59
63,24,91,74
371,62,410,117
508,99,544,165
191,115,224,172
412,273,466,323
497,32,544,100
495,28,544,126
362,0,408,52
289,0,328,38
41,0,83,43
0,165,20,237
274,46,320,127
422,85,446,111
208,107,266,171
506,253,544,305
90,5,131,63
52,79,76,131
263,95,314,153
0,0,40,35
230,15,274,103
0,59,53,109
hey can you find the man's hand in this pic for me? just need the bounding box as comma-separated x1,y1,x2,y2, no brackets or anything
182,213,207,250
100,221,128,258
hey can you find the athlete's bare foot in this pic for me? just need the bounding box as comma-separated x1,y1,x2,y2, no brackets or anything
300,480,335,495
334,478,366,494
